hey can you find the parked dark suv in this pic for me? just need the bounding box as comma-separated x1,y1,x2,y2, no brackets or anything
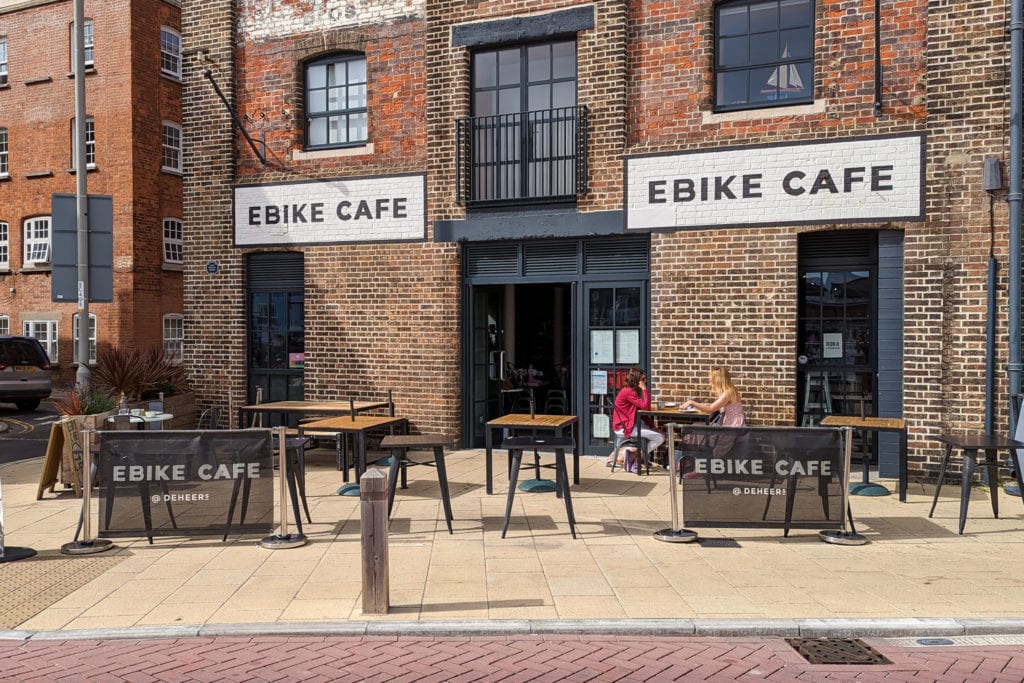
0,335,53,411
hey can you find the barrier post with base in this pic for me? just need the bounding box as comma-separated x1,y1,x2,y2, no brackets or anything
61,429,114,556
653,423,698,543
819,426,868,545
0,476,38,563
260,427,306,549
360,468,389,614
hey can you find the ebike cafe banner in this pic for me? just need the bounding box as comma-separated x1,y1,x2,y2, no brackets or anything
98,431,274,539
625,133,924,230
676,426,844,530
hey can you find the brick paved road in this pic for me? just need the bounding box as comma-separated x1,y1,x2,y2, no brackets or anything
0,635,1023,681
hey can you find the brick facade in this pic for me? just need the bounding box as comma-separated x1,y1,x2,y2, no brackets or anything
181,0,1016,476
0,0,183,385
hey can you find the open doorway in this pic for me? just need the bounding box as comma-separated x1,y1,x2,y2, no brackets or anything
467,282,572,447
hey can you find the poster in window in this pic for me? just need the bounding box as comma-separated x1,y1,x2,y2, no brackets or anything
616,329,640,364
591,330,614,363
590,370,608,395
822,333,843,359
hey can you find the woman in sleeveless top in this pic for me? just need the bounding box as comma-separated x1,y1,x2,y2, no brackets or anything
682,366,745,427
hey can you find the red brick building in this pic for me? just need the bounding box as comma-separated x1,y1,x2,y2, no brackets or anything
0,0,183,386
181,0,1013,479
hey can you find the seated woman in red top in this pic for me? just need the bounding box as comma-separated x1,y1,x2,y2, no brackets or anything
608,368,665,467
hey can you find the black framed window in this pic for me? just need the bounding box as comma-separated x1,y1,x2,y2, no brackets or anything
472,40,576,117
304,53,367,150
715,0,813,111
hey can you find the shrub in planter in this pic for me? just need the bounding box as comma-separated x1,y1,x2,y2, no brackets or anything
93,346,190,401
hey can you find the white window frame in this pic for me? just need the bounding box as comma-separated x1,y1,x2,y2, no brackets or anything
0,127,8,177
163,217,183,264
73,312,97,364
23,320,57,363
23,216,51,265
0,36,8,87
160,27,181,80
161,121,182,173
72,116,96,170
163,314,184,363
0,315,9,336
0,221,8,270
71,19,94,69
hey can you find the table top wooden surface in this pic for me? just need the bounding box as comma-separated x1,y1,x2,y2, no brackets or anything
300,414,406,432
820,415,906,430
640,407,711,420
240,400,390,414
486,413,579,429
934,432,1024,450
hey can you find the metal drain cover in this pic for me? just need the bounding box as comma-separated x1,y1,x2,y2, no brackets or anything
697,538,741,548
786,638,892,665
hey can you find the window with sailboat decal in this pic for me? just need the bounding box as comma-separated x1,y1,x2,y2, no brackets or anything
714,0,813,111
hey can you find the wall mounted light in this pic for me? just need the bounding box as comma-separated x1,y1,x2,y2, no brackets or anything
984,157,1003,193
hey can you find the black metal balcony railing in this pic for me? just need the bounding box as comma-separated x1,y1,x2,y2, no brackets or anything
456,105,589,206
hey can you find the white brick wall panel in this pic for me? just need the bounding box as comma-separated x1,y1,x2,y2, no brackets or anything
234,175,426,246
238,0,425,41
626,135,924,230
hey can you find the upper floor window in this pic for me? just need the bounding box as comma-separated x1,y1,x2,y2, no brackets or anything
162,122,182,172
714,0,813,111
0,37,8,86
72,116,96,170
163,217,183,264
0,127,8,177
472,41,577,117
73,312,97,364
70,19,94,69
163,314,183,363
0,315,8,336
0,221,8,270
23,320,57,363
23,216,51,265
160,27,181,79
304,53,367,150
459,40,583,204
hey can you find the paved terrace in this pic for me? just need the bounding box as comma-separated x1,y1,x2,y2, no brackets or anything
1,445,1023,634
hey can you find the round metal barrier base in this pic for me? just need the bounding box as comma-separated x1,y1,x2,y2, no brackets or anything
653,528,699,543
0,546,38,563
849,482,891,496
337,483,361,496
60,539,115,556
819,529,868,546
260,533,307,549
519,479,556,493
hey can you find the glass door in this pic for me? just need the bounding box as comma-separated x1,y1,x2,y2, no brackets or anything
247,290,304,425
583,282,647,455
797,270,875,426
468,285,505,447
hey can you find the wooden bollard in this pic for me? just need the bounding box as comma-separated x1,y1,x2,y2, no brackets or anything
359,468,389,614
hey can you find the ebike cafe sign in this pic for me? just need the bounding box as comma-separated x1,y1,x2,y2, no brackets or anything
98,431,274,539
234,174,426,246
625,134,924,230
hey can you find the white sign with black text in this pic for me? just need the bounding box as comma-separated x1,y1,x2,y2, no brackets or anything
234,174,426,246
626,134,924,230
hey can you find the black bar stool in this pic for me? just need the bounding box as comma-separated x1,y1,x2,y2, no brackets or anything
379,434,454,534
501,435,577,539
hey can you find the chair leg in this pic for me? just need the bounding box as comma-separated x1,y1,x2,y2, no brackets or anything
293,447,312,524
958,450,976,535
929,443,953,518
223,478,242,542
386,449,401,518
433,446,454,534
556,449,576,539
501,448,523,538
